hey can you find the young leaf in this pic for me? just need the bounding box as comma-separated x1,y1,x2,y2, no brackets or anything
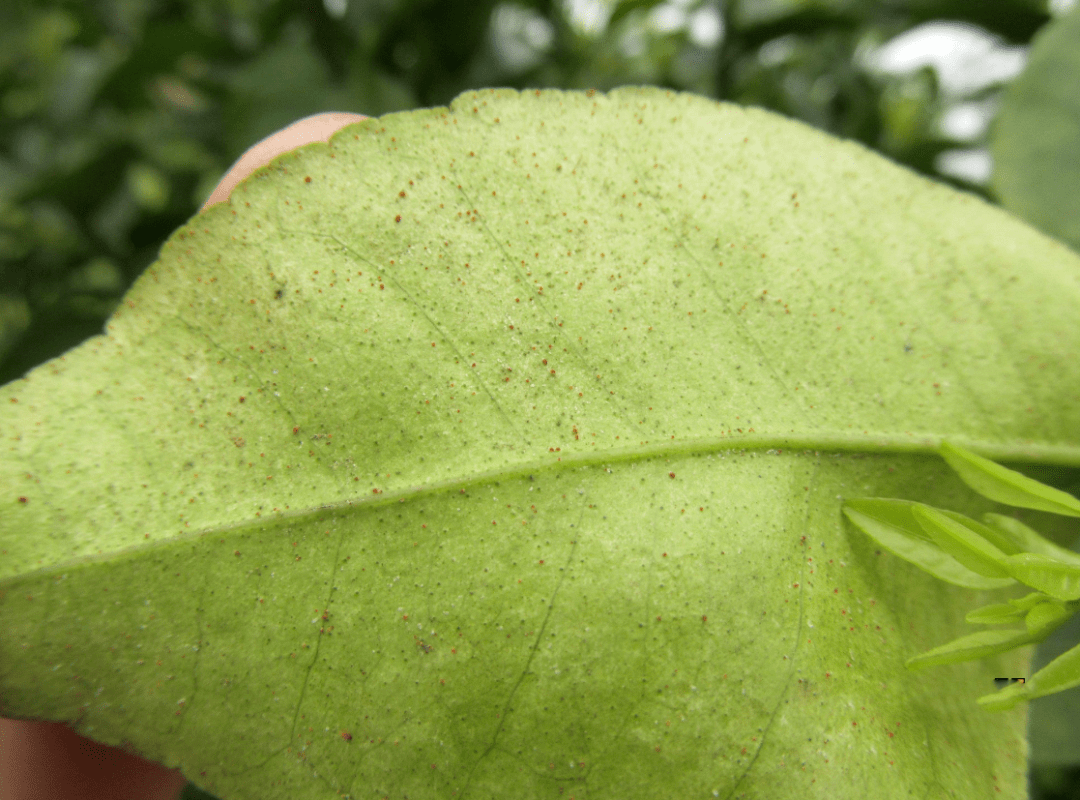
843,499,1016,589
1008,591,1061,612
1025,600,1073,635
938,509,1023,556
977,680,1032,712
982,512,1080,567
1002,552,1080,600
965,602,1026,625
940,440,1080,516
981,638,1080,712
911,504,1013,579
905,629,1036,671
1025,638,1080,699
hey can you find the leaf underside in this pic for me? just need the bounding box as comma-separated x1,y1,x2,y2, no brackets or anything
5,87,1080,800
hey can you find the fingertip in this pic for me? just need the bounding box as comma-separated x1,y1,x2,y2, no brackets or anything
0,718,188,800
201,111,368,211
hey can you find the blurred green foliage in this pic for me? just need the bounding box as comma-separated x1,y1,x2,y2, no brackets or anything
992,3,1080,252
2,0,1079,796
0,0,1061,383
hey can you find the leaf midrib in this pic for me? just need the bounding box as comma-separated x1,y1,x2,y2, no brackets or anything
6,430,1079,585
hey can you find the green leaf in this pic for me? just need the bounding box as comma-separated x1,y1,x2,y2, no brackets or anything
911,503,1013,579
940,440,1080,517
965,602,1026,625
1025,601,1074,635
1009,591,1062,612
983,512,1080,567
5,86,1077,799
905,629,1038,671
1027,599,1080,762
983,639,1080,713
843,499,1015,589
977,679,1032,713
937,509,1023,556
1002,552,1080,601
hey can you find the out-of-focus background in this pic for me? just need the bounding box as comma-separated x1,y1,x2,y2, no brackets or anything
1,1,1078,798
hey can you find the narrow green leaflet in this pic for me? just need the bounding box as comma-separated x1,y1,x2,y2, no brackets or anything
965,602,1026,625
983,512,1080,567
940,440,1080,516
1009,591,1062,612
907,604,1073,672
939,509,1023,557
910,504,1012,579
980,639,1080,712
842,499,1015,589
1025,601,1073,634
1002,552,1080,601
977,680,1032,712
1027,638,1080,699
905,629,1039,671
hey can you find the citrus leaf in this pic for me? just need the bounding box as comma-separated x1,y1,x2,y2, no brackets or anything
965,602,1026,625
4,86,1076,800
911,503,1012,579
940,440,1080,516
905,629,1037,671
937,508,1023,556
1025,600,1074,635
977,680,1032,713
1028,638,1080,699
984,638,1080,713
843,499,1015,589
983,512,1080,567
1003,552,1080,601
1009,591,1062,612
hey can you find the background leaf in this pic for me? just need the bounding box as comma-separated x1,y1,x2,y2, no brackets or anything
4,85,1078,799
991,2,1080,252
